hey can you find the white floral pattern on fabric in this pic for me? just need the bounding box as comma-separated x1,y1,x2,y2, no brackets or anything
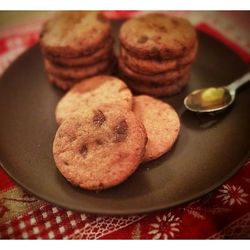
148,212,181,239
216,184,248,206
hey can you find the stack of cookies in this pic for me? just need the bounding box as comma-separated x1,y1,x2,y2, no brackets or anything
119,13,198,97
53,76,180,191
40,11,115,90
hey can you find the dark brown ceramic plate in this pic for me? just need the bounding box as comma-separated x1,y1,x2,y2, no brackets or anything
0,29,250,215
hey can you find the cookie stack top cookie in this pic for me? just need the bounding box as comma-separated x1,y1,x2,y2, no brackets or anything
120,12,197,60
41,11,112,57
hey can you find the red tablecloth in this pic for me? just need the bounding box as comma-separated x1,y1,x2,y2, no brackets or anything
0,11,250,239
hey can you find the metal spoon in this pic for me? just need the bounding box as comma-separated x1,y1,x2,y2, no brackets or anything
184,72,250,113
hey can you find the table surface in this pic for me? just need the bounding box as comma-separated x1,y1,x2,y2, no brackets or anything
0,11,250,239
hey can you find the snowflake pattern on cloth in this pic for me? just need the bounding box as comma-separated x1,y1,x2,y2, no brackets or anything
148,213,181,239
216,185,248,206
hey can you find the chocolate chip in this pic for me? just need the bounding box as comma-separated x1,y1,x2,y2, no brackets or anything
172,19,179,26
113,120,128,143
137,36,148,44
79,144,88,157
149,47,162,60
97,13,107,23
69,135,77,143
93,110,106,126
95,139,103,145
63,161,69,166
97,182,104,189
157,25,167,32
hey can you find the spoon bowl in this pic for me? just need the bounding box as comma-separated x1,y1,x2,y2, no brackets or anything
184,72,250,113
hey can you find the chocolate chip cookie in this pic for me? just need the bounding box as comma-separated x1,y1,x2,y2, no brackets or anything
40,11,115,90
55,75,133,124
133,95,180,161
44,37,114,67
53,106,147,190
125,73,189,97
41,11,112,58
120,43,197,75
119,57,190,83
44,58,112,80
120,12,197,60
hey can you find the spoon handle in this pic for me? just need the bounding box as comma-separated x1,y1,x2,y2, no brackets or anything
227,72,250,93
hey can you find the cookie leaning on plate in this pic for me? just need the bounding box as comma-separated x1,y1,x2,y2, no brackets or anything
55,75,133,124
133,95,180,161
53,106,147,190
